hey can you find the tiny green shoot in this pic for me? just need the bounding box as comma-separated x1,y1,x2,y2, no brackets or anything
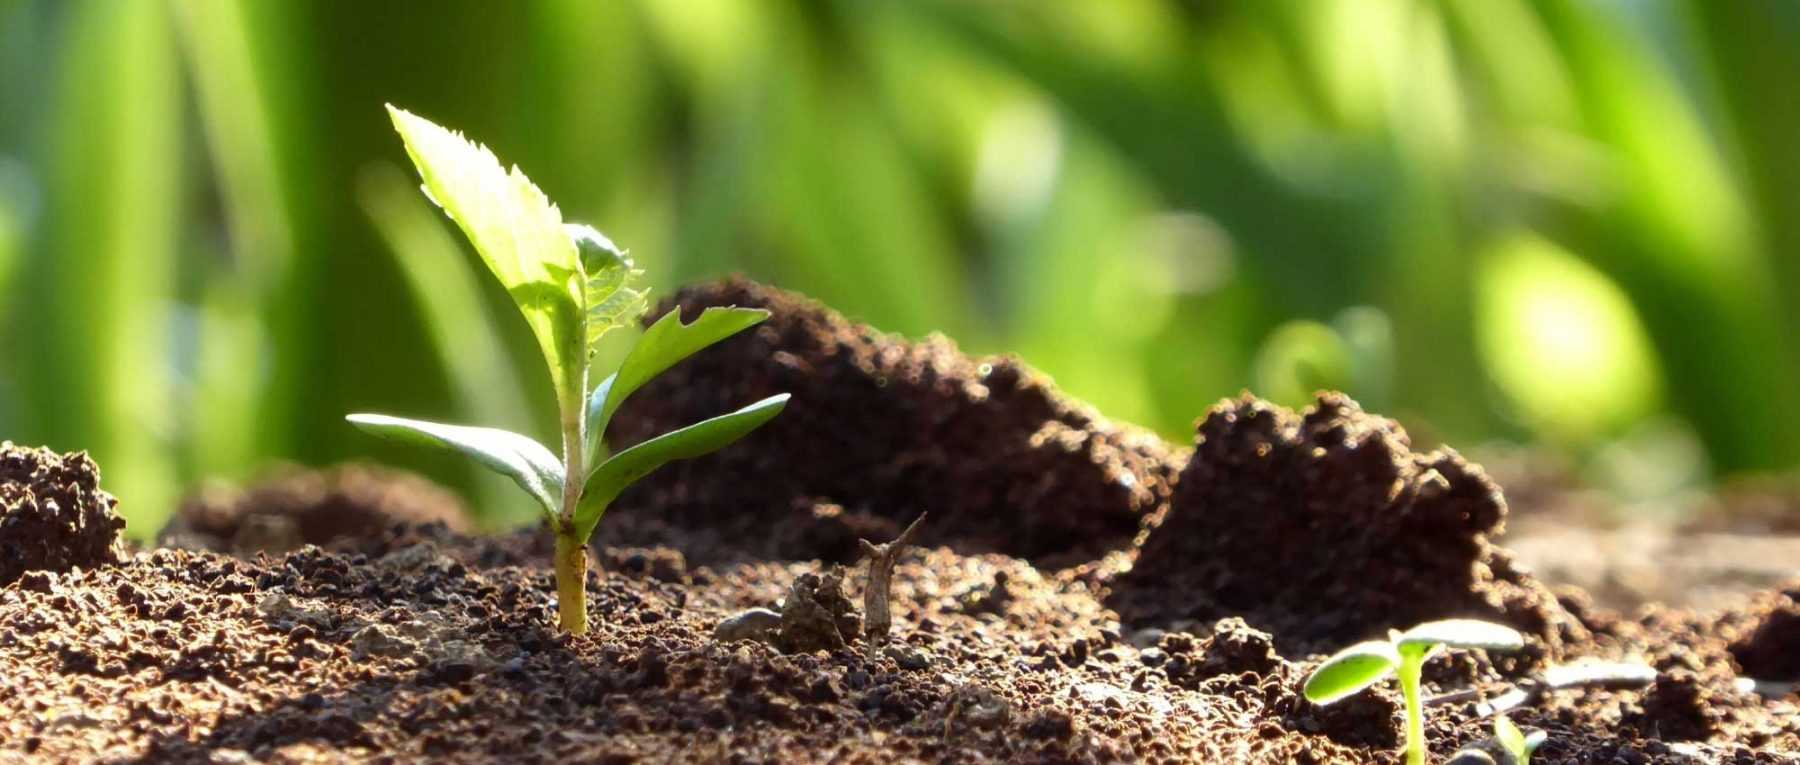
1493,714,1546,764
1302,619,1526,765
349,106,787,634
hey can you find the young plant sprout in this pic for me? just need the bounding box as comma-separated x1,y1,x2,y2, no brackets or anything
349,106,787,635
1494,714,1547,764
1302,619,1526,765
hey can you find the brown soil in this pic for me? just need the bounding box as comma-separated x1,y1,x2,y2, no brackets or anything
157,463,473,557
601,278,1180,569
2,280,1797,764
0,442,124,586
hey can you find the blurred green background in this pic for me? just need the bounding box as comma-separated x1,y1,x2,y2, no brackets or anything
3,0,1798,537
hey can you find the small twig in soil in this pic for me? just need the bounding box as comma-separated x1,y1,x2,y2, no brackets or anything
858,512,926,653
1424,660,1658,716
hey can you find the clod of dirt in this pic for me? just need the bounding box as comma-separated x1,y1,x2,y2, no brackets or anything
1108,393,1587,661
158,463,470,556
605,278,1181,566
0,442,125,585
776,568,861,653
1628,669,1734,741
1728,584,1800,682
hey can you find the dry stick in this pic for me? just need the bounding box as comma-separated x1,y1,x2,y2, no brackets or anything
859,513,927,654
1423,661,1658,715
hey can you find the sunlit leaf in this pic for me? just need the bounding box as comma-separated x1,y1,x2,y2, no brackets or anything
1495,714,1525,758
585,306,768,459
575,393,788,539
1302,640,1400,705
387,105,587,409
567,223,650,357
1396,619,1524,653
346,413,565,522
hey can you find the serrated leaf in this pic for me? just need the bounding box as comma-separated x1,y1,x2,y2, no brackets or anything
574,393,789,540
1302,640,1401,705
567,223,650,357
584,306,770,459
1396,619,1525,653
346,413,564,523
387,106,586,409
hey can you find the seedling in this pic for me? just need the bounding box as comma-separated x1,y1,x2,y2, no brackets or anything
349,106,787,634
1302,619,1525,765
1494,714,1546,764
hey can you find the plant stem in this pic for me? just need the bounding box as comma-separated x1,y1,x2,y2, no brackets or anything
1399,649,1427,765
556,395,588,634
555,530,589,634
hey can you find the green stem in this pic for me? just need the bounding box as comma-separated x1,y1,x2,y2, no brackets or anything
556,392,588,634
555,530,589,634
1399,649,1426,765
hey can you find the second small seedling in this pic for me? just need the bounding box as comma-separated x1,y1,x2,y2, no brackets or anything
1494,714,1547,764
1303,619,1525,765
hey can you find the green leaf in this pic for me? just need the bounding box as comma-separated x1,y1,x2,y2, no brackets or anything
1302,640,1400,705
1396,619,1525,653
1494,715,1525,760
574,393,788,540
566,223,649,356
584,306,769,458
387,105,586,409
346,413,564,523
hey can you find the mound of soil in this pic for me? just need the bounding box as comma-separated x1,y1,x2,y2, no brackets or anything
3,280,1796,763
603,278,1180,567
0,442,124,586
158,463,472,557
1107,394,1588,661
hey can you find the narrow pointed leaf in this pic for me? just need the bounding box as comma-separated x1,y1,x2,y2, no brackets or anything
1495,715,1526,759
386,105,586,408
585,306,769,456
1397,619,1524,653
346,414,564,521
1302,640,1401,705
576,393,788,539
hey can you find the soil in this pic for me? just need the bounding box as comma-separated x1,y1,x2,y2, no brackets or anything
2,279,1797,764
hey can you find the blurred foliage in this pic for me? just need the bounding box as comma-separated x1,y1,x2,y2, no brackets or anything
4,0,1800,535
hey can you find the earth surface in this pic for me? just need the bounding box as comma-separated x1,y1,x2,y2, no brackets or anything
1,279,1796,764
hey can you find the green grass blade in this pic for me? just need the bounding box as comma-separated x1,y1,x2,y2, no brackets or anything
346,413,564,522
576,393,788,540
22,0,183,537
1302,640,1400,705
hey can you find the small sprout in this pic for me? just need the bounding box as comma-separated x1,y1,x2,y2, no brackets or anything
857,513,926,653
1494,714,1547,764
1303,619,1526,765
349,107,787,634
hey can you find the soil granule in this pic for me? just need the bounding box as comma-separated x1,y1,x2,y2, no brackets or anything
2,279,1796,763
